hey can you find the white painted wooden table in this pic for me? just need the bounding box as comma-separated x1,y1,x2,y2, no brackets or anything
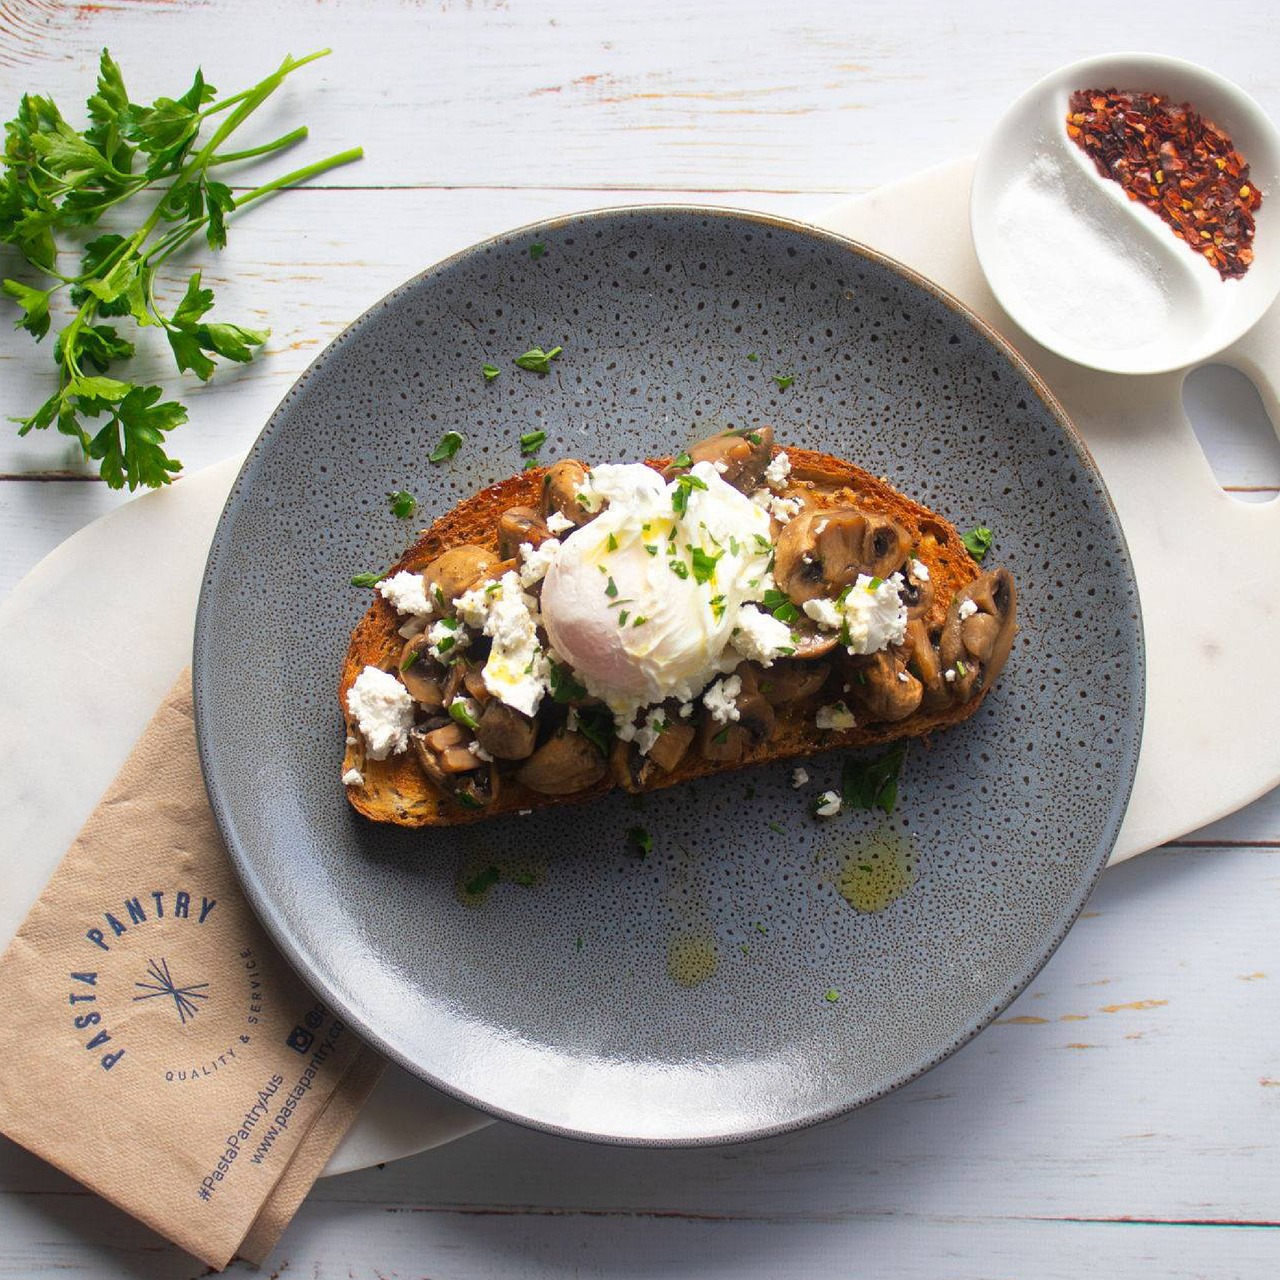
3,3,1279,1276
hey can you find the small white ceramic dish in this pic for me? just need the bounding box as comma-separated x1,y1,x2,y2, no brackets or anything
971,53,1280,375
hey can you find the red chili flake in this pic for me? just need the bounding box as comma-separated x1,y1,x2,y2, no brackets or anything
1066,88,1262,280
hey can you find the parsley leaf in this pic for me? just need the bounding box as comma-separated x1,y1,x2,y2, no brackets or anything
574,706,614,756
762,588,800,624
772,374,795,391
529,241,546,261
547,657,588,704
841,744,908,815
350,570,388,587
464,865,501,896
520,429,547,458
961,525,994,562
626,826,653,859
688,545,722,584
388,489,417,519
482,363,500,381
429,430,464,463
671,471,708,515
514,344,562,374
0,48,363,488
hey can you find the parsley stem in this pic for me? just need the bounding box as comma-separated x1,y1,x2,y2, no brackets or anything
209,125,309,166
196,50,333,121
232,147,365,208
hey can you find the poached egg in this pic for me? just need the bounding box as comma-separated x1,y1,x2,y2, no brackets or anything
540,460,775,717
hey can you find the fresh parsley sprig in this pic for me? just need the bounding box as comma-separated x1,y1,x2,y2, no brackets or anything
0,48,363,488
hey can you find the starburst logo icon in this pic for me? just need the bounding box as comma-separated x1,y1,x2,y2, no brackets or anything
132,957,210,1025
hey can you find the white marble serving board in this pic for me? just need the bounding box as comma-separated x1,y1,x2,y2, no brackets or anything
2,160,1276,1176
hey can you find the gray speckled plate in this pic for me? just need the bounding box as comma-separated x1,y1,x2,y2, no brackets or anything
194,207,1143,1145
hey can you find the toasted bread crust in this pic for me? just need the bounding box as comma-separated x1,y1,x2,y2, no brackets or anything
341,448,987,826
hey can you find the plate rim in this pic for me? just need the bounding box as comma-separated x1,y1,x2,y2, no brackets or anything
193,202,1146,1146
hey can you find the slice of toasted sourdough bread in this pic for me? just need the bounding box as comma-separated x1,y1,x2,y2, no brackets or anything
340,442,1015,827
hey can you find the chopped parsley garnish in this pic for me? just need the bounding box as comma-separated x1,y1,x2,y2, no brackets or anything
605,576,619,598
514,344,562,374
838,618,852,649
824,988,840,1003
529,242,547,261
762,588,800,624
753,533,773,554
632,615,648,627
448,699,480,730
429,430,464,463
547,658,587,703
671,449,693,470
626,826,653,859
729,535,740,556
575,706,614,755
835,584,852,607
767,820,786,835
350,569,388,588
644,543,659,556
510,870,537,886
867,575,883,591
520,429,548,462
723,426,763,445
575,935,584,952
455,791,483,809
387,490,417,519
688,545,722,584
961,525,994,562
464,865,500,895
955,659,968,677
434,585,446,608
772,374,795,391
618,610,629,626
436,634,456,654
485,580,502,597
841,743,907,816
709,594,726,621
607,532,619,551
754,921,768,935
671,471,708,515
668,560,690,580
482,363,500,382
712,726,730,745
747,352,759,362
400,647,422,671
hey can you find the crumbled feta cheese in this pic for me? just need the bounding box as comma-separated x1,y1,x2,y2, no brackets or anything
802,573,907,655
897,670,910,683
752,490,803,523
573,469,606,514
944,668,957,683
378,570,433,618
815,700,857,731
468,740,494,762
702,673,743,725
518,537,561,588
345,734,358,747
730,604,795,665
814,519,829,535
678,701,693,718
634,709,669,756
814,790,842,817
345,666,414,760
456,570,549,717
545,510,575,535
712,459,729,474
911,558,930,582
792,767,809,788
426,617,470,662
763,450,791,490
958,597,978,621
341,767,364,787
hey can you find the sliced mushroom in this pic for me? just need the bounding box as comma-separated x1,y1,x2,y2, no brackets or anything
665,425,775,492
540,460,595,528
757,659,832,706
939,568,1018,697
412,723,482,786
498,506,551,559
441,661,469,707
695,691,776,762
517,729,608,795
475,700,537,760
900,558,935,620
462,665,491,704
422,545,498,615
786,614,838,660
847,650,923,724
774,508,864,604
860,515,912,580
903,619,948,710
612,711,697,791
399,635,445,707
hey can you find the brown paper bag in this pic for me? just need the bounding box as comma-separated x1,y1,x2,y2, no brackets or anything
0,674,384,1269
